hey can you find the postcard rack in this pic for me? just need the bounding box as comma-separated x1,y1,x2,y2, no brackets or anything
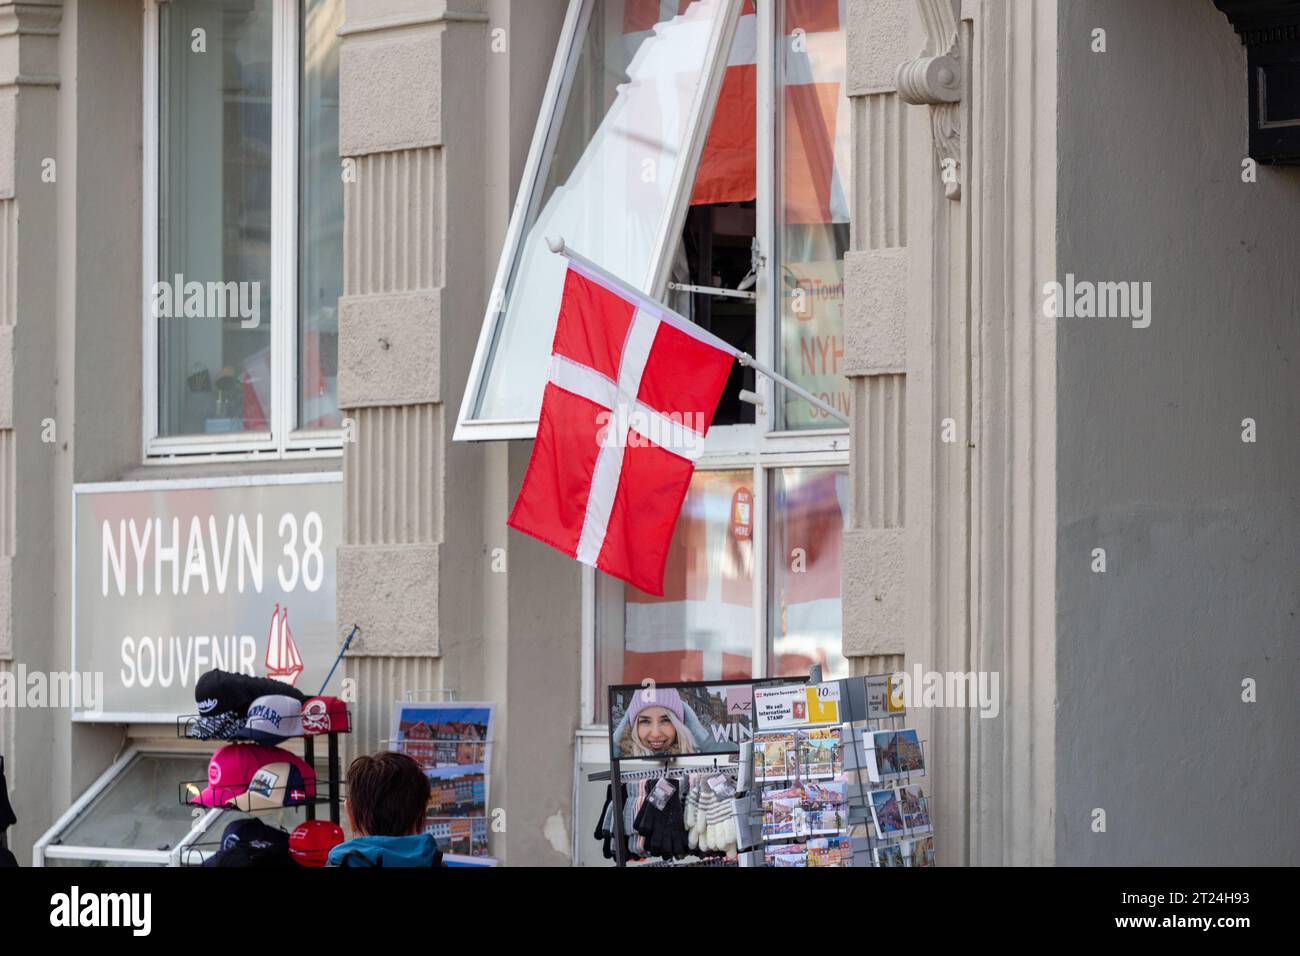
593,672,933,868
593,674,807,868
738,676,931,868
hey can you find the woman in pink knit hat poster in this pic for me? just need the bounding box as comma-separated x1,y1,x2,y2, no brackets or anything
613,687,709,757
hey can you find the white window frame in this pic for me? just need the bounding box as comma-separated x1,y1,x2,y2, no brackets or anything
454,0,745,441
33,746,217,867
142,0,344,463
579,0,851,730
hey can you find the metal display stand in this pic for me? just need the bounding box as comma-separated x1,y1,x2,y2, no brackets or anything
592,675,806,868
750,671,930,867
593,671,933,868
174,710,353,864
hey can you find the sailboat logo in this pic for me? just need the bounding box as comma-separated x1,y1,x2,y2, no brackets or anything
265,602,305,686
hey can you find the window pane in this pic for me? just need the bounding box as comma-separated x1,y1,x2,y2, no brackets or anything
298,0,343,430
57,754,210,852
595,469,754,721
157,0,274,438
775,0,850,430
769,466,847,678
470,0,734,423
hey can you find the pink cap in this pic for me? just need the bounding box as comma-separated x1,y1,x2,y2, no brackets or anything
192,744,309,808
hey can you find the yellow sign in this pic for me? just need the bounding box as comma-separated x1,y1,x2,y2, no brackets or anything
805,683,841,724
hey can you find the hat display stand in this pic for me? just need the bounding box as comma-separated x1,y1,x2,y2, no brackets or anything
174,705,353,848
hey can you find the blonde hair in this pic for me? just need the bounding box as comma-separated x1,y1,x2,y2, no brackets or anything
619,709,698,757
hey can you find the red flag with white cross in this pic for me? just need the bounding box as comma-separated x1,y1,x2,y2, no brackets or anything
507,260,736,596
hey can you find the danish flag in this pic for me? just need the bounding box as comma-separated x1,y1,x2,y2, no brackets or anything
508,259,736,595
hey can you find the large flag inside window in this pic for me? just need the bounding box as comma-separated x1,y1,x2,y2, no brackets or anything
624,0,849,224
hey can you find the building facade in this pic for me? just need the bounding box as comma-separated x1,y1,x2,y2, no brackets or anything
0,0,1296,867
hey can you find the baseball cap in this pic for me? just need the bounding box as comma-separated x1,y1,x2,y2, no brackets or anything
184,711,245,741
289,820,345,867
235,695,304,744
301,696,350,735
190,744,315,809
202,818,292,868
194,669,308,717
228,752,317,812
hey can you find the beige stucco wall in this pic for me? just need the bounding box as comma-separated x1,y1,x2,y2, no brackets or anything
0,0,150,859
336,0,579,866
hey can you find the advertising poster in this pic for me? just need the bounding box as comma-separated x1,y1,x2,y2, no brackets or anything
608,681,754,759
391,702,495,857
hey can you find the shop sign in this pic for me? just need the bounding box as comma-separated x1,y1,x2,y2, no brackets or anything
72,474,341,721
754,681,841,729
731,488,753,540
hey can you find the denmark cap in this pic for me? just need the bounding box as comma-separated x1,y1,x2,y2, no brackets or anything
191,743,315,809
228,753,317,812
236,695,305,744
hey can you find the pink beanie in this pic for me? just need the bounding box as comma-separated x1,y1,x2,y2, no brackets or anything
626,688,685,724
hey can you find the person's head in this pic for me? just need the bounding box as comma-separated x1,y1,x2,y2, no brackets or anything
344,752,431,837
623,688,697,756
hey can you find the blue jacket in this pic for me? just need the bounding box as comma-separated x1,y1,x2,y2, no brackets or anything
327,833,444,868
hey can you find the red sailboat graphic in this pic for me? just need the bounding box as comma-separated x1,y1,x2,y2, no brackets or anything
265,603,305,686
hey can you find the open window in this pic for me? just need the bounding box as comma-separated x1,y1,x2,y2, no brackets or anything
455,0,744,439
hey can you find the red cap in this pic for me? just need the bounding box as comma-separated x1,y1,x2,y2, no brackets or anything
290,820,345,867
301,696,350,735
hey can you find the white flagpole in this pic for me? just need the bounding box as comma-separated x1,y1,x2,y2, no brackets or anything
546,237,851,427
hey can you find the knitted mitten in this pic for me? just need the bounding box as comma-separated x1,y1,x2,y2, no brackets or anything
695,787,716,853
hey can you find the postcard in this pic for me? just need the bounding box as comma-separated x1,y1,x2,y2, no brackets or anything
807,836,853,868
806,807,848,834
762,796,802,840
802,779,847,806
869,788,907,840
874,843,906,868
765,845,807,867
799,726,842,778
899,784,931,834
755,733,797,781
905,835,936,867
873,728,925,782
393,702,495,858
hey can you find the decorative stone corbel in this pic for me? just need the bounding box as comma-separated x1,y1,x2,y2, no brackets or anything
896,0,962,199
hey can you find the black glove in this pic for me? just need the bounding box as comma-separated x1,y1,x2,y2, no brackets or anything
593,785,614,859
635,777,689,860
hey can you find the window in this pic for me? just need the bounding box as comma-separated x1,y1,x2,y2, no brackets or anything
464,1,852,724
35,751,210,866
456,0,742,437
145,0,344,458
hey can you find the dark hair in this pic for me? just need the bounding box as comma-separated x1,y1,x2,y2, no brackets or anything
346,752,431,836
